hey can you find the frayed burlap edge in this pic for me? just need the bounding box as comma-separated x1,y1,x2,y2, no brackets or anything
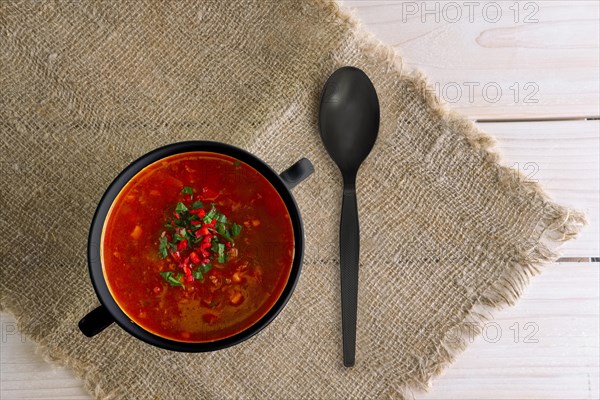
312,0,587,398
0,1,587,399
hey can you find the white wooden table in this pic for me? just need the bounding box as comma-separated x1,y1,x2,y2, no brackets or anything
1,1,598,399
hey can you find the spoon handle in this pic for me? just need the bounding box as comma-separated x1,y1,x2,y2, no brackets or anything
340,185,360,367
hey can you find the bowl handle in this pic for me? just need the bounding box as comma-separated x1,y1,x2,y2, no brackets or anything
279,158,314,189
78,305,115,337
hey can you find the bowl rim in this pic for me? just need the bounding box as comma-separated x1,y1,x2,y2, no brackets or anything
87,141,305,352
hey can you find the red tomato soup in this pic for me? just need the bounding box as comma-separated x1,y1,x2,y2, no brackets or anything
101,152,294,342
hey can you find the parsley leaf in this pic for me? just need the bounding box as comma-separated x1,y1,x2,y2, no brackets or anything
181,186,194,196
158,237,168,258
160,271,184,287
231,223,242,236
193,270,204,281
191,200,203,209
201,263,212,273
203,204,218,223
217,243,226,263
173,218,185,227
175,202,188,213
216,223,233,243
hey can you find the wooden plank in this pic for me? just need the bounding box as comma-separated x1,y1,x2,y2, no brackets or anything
418,262,599,399
482,120,600,258
1,263,597,399
342,0,600,120
0,313,89,399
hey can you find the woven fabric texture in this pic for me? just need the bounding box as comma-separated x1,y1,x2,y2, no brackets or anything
0,1,585,399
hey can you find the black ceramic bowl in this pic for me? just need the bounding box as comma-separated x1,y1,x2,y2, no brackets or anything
79,141,313,352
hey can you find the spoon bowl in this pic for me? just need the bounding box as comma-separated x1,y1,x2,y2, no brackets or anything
320,67,380,181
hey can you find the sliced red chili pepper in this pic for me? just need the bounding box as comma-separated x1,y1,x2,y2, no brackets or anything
177,239,188,251
198,226,209,236
170,251,181,262
189,252,201,264
173,212,180,219
190,209,206,217
191,220,202,226
225,241,232,248
183,265,191,275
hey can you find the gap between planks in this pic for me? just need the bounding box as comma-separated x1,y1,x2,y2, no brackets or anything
557,257,597,263
475,116,600,123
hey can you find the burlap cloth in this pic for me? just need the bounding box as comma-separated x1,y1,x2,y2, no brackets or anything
0,1,586,399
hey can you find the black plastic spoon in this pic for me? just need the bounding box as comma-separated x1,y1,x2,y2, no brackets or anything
319,66,380,367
